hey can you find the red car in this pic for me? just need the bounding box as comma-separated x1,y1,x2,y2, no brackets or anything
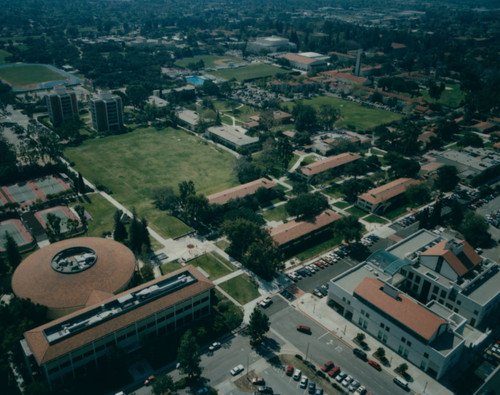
144,375,155,385
252,377,265,385
314,261,325,269
368,360,381,371
297,325,311,334
328,366,340,378
286,365,294,376
321,361,335,372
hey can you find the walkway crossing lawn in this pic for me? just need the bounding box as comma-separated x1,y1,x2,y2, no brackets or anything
209,63,289,82
160,261,183,275
70,194,116,237
187,253,234,280
363,214,388,224
219,274,261,305
65,127,238,238
263,205,289,222
175,55,245,69
282,96,402,131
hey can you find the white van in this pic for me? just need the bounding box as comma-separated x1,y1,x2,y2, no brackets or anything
293,369,302,381
393,376,409,390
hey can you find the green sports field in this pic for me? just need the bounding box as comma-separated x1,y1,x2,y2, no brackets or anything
208,63,289,82
175,55,246,69
65,127,238,238
0,64,68,89
282,95,403,131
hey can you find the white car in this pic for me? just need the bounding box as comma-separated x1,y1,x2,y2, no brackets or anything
342,375,353,387
209,342,221,351
355,385,367,395
336,372,347,382
300,376,308,389
259,297,272,308
230,364,244,376
293,369,302,381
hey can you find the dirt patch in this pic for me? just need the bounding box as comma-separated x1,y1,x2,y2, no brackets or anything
234,369,259,393
213,58,233,66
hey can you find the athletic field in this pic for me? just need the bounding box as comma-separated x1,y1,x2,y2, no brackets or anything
0,64,68,89
176,55,246,69
64,127,239,238
208,63,289,82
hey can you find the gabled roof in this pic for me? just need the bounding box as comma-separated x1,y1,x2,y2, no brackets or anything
421,240,481,277
354,278,447,341
24,266,214,365
357,178,420,206
299,152,361,177
270,209,341,246
207,178,277,206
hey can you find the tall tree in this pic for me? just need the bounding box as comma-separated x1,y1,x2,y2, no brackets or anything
113,210,128,242
152,373,175,395
178,180,196,210
275,137,294,170
285,192,329,220
459,212,491,248
45,213,62,242
177,329,202,378
4,232,21,271
435,165,459,192
74,205,88,233
129,209,142,254
248,306,270,346
336,216,363,242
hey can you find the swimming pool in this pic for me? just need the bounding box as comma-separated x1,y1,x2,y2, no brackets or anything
186,76,206,85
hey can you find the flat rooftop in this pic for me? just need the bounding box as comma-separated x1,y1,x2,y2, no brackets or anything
387,229,440,261
207,125,257,147
462,264,500,305
332,262,391,295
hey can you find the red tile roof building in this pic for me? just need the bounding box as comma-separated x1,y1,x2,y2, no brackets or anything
356,178,421,213
270,209,341,248
22,266,214,390
298,152,362,181
207,178,277,206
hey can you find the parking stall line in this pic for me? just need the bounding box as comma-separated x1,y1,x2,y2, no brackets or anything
317,331,330,340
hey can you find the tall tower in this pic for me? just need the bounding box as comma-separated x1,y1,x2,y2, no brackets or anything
46,88,78,127
355,49,362,77
90,93,124,132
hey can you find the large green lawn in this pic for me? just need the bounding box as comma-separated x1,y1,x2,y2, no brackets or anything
209,63,289,82
176,55,246,69
0,64,67,88
219,274,261,305
65,127,238,238
282,96,402,131
70,194,116,237
187,253,234,280
422,83,465,109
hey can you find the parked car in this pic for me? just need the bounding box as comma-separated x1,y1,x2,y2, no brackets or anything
353,348,367,360
313,288,324,298
297,325,311,334
196,387,209,395
257,386,273,394
349,380,360,391
259,297,272,308
321,360,334,372
209,342,221,351
315,388,324,395
341,375,353,387
144,375,155,385
308,381,316,394
252,377,265,385
300,376,308,389
336,371,347,382
355,385,367,394
293,369,302,381
230,364,244,376
328,366,340,377
286,365,294,376
368,360,381,371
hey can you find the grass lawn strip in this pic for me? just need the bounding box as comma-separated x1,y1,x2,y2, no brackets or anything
160,261,183,275
282,95,402,131
210,251,236,271
219,274,260,305
0,65,67,88
70,193,116,237
347,206,369,218
332,200,350,209
263,204,289,222
186,253,233,280
65,127,238,238
215,239,230,251
175,55,245,68
294,233,343,262
363,214,388,224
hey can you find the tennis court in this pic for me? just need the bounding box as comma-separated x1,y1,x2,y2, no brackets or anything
34,176,67,195
7,183,37,204
35,206,78,233
0,219,34,251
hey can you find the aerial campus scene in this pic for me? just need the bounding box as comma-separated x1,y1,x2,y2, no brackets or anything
0,1,500,395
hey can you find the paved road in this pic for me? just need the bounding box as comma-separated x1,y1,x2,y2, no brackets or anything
265,303,409,395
